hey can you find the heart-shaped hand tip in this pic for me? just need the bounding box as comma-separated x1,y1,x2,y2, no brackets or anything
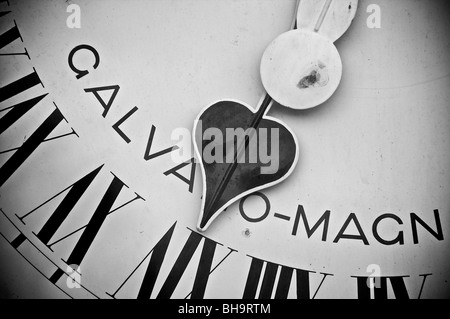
193,100,298,231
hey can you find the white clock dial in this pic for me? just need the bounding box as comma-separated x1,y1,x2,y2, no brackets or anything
0,0,448,300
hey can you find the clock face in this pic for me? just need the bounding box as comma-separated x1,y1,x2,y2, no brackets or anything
0,0,449,299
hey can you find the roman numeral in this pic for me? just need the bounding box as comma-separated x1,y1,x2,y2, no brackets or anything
0,106,65,187
9,165,144,284
0,93,47,134
0,70,78,187
0,6,10,19
243,256,332,299
0,69,42,103
0,13,30,58
12,166,102,248
107,223,236,299
353,274,431,299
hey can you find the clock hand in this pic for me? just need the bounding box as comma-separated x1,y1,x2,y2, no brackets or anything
260,0,359,109
196,1,301,231
297,0,359,42
195,0,358,231
202,0,329,217
200,95,272,229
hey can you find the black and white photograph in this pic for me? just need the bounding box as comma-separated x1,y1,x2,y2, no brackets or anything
0,0,449,307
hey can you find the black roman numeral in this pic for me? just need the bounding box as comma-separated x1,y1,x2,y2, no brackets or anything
0,10,30,58
108,223,236,299
0,69,42,103
353,274,431,299
243,256,332,299
0,93,47,134
10,165,144,284
0,70,78,187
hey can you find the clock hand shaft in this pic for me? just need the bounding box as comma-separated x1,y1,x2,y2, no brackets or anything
291,0,301,29
314,0,333,32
